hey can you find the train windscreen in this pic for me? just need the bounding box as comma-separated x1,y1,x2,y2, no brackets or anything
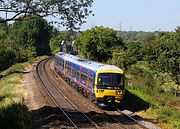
97,73,123,86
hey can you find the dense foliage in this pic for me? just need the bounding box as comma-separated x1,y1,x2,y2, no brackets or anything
75,26,123,62
0,16,52,71
10,15,52,56
111,30,180,85
0,0,93,30
75,27,180,128
49,31,76,54
148,31,180,84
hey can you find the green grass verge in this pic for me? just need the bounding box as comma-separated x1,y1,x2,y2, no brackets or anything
127,86,180,129
0,56,48,129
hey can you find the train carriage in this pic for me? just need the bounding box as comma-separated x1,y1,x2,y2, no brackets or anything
54,52,125,104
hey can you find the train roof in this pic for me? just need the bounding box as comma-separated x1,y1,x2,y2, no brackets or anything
55,52,123,73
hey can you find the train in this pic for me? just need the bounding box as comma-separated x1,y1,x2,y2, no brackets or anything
54,52,125,104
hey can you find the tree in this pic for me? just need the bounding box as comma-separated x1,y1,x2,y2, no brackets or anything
146,31,180,84
124,41,144,65
9,15,52,61
75,26,123,62
0,46,16,71
110,50,128,70
0,0,93,30
49,31,70,54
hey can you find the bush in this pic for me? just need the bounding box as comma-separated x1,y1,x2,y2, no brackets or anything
0,63,25,77
0,47,16,71
0,103,32,129
16,47,37,63
154,72,179,93
128,61,155,87
75,26,123,62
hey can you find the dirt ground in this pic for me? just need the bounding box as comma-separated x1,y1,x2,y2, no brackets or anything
22,62,68,129
21,59,161,129
21,60,126,129
22,62,49,110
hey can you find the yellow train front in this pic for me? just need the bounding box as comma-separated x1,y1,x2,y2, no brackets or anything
94,65,125,104
54,52,125,105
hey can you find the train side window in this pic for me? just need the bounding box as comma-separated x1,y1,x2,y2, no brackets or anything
59,60,62,68
62,61,64,69
60,60,63,68
81,73,87,84
64,61,67,73
67,66,71,75
77,71,80,81
88,75,94,87
72,68,75,77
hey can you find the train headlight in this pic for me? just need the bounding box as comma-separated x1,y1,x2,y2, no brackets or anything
99,90,104,93
97,90,104,93
116,90,122,95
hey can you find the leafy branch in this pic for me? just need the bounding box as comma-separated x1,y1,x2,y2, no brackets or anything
0,0,93,29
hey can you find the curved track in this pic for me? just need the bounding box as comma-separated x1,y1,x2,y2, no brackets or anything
36,57,98,129
50,58,150,129
36,57,159,129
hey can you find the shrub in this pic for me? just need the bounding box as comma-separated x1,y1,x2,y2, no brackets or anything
0,64,25,77
128,61,155,87
0,103,32,129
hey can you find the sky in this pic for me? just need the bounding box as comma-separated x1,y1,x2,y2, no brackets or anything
0,0,179,32
80,0,180,32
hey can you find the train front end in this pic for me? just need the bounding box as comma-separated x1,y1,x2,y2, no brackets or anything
94,65,125,104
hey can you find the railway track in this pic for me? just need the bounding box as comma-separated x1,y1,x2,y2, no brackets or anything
36,57,160,129
48,58,153,129
36,57,98,129
115,107,161,129
103,108,149,129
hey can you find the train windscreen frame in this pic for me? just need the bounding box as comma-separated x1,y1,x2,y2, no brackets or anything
97,73,124,87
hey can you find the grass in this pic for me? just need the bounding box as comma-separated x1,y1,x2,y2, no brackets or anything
127,86,180,129
0,56,48,129
0,55,48,77
0,74,24,107
0,73,32,129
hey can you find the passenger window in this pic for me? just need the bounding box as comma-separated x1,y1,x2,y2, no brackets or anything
88,75,93,87
72,68,75,77
81,73,87,84
77,71,80,81
67,66,71,75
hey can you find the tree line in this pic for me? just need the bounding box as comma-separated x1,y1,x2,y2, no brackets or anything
0,0,93,72
0,15,52,71
73,26,180,93
1,16,179,93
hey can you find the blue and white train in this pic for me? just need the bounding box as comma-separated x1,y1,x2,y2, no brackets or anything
54,52,125,104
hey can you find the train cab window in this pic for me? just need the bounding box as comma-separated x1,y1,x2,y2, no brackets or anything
98,74,110,85
97,73,123,86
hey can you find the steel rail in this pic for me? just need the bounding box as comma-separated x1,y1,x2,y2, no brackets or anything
51,58,139,129
114,106,149,129
51,55,159,129
44,58,99,129
102,111,130,129
36,58,78,129
37,57,98,129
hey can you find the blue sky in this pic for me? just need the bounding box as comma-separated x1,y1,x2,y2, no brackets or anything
0,0,179,32
80,0,180,32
